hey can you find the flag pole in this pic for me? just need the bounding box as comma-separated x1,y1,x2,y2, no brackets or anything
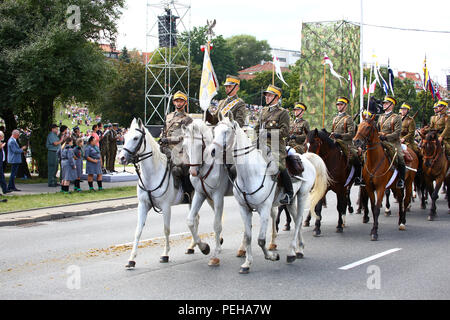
323,63,326,128
359,0,364,122
272,60,275,86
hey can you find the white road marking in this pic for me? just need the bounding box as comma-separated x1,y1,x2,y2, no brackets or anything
339,248,402,270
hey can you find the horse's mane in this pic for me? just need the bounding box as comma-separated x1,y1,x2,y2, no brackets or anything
308,128,338,149
127,118,166,165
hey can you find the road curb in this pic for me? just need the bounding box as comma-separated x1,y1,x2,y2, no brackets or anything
0,200,138,227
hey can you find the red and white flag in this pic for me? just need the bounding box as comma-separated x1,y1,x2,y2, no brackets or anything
323,54,346,86
348,71,356,99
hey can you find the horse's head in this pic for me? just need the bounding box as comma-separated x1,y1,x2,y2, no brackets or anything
182,119,213,176
306,128,322,154
421,131,440,167
119,118,149,165
353,112,377,149
212,118,237,166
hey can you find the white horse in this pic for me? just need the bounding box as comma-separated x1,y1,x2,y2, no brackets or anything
212,118,330,274
118,118,195,268
181,119,232,266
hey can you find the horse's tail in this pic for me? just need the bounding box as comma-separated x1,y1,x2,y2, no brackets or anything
303,153,331,219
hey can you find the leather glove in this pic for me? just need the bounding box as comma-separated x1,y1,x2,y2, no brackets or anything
333,133,342,139
379,135,387,141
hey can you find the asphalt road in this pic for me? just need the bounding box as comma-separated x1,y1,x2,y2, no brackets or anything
1,187,449,300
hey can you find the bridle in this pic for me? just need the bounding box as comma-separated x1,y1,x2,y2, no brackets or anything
122,127,170,214
422,137,442,168
355,120,381,151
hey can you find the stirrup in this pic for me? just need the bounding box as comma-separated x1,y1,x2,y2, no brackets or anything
396,179,405,189
354,177,365,186
280,194,292,205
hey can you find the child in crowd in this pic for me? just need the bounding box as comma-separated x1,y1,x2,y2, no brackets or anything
73,138,84,192
60,137,77,194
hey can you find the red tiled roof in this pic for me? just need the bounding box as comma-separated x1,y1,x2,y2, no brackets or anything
238,61,291,80
99,43,119,54
397,71,423,90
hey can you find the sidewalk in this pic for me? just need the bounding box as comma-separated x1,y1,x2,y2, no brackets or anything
0,175,139,227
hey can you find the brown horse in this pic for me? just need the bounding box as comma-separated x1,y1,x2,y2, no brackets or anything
353,114,418,241
303,128,355,236
418,130,449,220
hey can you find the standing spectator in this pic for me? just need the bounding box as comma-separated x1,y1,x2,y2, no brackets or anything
73,138,84,192
60,137,77,194
7,129,26,192
0,131,11,195
84,136,103,191
71,126,81,142
101,123,110,172
46,124,64,187
90,124,100,147
16,129,31,179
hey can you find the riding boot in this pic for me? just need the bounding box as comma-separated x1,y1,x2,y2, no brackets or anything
172,166,183,190
396,163,405,189
226,164,237,181
353,160,364,186
279,168,294,205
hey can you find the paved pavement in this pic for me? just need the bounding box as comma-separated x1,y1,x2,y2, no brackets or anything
0,177,139,227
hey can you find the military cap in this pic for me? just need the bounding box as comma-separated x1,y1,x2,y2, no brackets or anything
294,102,307,111
400,103,412,110
104,124,111,128
436,100,449,108
263,85,282,98
383,95,397,106
223,75,240,86
112,123,119,127
336,96,349,105
173,91,188,102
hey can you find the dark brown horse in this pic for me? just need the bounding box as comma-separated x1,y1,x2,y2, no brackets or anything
418,130,449,220
353,113,418,241
303,128,355,236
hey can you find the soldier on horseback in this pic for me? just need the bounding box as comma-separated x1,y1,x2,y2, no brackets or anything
400,102,419,155
159,91,194,200
378,95,405,189
288,103,310,154
329,96,363,186
423,100,450,159
255,85,293,205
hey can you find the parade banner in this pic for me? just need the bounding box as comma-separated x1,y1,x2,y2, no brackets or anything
199,47,218,111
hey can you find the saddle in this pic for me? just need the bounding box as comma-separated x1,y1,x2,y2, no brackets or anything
380,142,398,167
286,154,304,177
334,139,350,162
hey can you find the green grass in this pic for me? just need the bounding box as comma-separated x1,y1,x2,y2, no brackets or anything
0,186,137,213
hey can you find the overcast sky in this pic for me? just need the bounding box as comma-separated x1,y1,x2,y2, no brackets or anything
116,0,450,86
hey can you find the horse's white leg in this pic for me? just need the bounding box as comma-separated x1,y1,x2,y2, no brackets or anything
258,204,280,262
126,200,150,268
239,206,253,274
290,194,307,263
268,207,278,251
186,191,207,254
209,195,225,266
160,205,171,263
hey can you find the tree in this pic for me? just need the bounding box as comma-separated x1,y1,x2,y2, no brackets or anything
119,46,131,63
226,35,272,70
0,0,125,178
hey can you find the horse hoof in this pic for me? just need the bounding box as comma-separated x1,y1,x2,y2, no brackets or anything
185,248,195,255
385,210,391,217
236,250,246,258
348,207,354,214
356,209,362,215
363,217,369,224
125,261,136,269
201,244,210,255
220,238,224,245
370,234,378,241
274,253,280,261
313,229,321,237
239,267,250,274
160,256,169,263
336,227,343,233
286,255,296,264
296,252,304,259
304,221,310,227
268,244,277,251
208,258,220,267
399,224,406,231
427,215,436,221
283,225,290,231
421,205,426,210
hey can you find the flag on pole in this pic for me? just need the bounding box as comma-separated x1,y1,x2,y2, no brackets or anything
323,54,346,86
363,77,368,95
387,65,395,96
369,79,377,94
423,57,430,91
273,56,289,86
348,71,356,99
199,47,218,111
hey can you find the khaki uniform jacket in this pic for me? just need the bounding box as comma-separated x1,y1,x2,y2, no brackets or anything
377,112,405,164
160,111,193,150
288,118,309,153
430,113,450,156
206,95,247,128
401,115,419,153
254,105,290,169
331,113,355,146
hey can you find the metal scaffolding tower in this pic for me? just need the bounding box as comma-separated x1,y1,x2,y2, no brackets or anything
145,0,191,130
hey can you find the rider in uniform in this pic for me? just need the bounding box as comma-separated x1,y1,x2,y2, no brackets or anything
254,85,293,205
288,103,309,154
330,96,363,186
377,95,405,189
427,100,450,159
159,91,194,199
399,103,419,155
205,75,247,128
